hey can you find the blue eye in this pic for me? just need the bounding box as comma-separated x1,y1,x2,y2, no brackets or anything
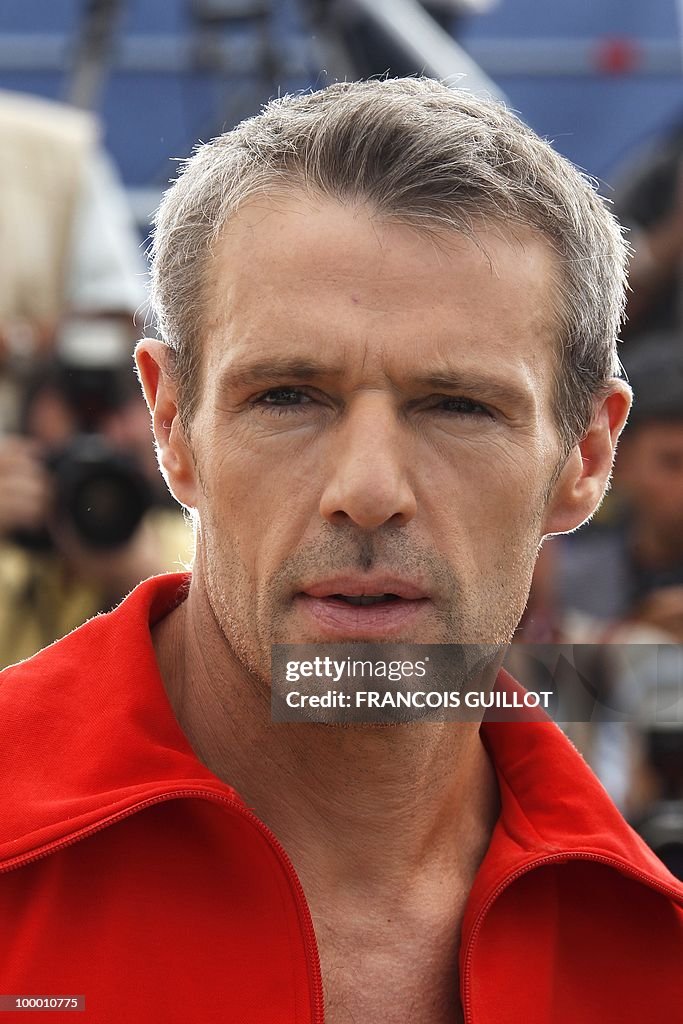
249,389,493,420
252,388,313,413
436,397,492,417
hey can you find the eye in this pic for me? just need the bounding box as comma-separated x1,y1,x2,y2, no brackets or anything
250,387,314,414
433,396,494,418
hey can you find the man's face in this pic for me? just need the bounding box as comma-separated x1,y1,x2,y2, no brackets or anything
181,195,566,681
616,421,683,543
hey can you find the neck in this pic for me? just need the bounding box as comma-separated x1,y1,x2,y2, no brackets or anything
153,577,500,897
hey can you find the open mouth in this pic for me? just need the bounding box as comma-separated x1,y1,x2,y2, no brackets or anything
294,590,429,638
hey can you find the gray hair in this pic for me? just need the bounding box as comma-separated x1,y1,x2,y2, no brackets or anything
149,77,629,451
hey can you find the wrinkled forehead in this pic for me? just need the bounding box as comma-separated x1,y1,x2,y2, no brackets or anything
210,195,557,327
199,193,561,400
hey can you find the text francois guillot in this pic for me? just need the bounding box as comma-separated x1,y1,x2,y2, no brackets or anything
282,656,552,710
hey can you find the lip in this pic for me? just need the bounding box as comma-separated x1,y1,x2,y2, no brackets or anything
299,575,430,600
293,593,431,640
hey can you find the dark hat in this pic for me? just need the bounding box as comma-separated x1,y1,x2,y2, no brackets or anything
620,333,683,425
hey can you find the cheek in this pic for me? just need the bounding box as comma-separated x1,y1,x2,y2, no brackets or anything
196,437,320,575
421,444,547,546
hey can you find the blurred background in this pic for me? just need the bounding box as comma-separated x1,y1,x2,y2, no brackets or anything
1,0,683,874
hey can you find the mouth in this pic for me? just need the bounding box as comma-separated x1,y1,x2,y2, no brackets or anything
293,580,431,638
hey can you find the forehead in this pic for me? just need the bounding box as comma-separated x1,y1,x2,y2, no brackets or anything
202,193,560,402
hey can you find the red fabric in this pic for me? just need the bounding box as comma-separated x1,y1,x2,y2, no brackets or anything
0,573,681,1022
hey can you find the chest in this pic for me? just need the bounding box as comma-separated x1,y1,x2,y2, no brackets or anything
317,925,465,1024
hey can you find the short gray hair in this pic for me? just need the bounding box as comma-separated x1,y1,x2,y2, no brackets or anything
149,77,629,450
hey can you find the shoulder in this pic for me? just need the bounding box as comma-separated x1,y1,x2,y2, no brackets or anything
0,89,96,150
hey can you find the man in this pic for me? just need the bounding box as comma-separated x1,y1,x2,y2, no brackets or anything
0,89,192,666
0,79,681,1023
552,334,683,818
0,88,146,430
612,120,683,339
0,89,145,372
559,334,683,634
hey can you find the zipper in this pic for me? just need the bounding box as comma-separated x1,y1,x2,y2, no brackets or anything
8,797,681,1024
461,849,683,1024
0,788,325,1024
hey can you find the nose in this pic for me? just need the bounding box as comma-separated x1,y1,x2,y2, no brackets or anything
319,394,417,530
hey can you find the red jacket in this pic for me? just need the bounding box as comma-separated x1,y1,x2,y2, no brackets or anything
0,573,681,1022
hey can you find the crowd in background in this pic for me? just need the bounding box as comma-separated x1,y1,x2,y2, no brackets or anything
1,4,682,876
509,123,683,873
0,89,193,666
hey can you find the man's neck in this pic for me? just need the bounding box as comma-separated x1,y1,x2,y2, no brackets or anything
152,578,500,910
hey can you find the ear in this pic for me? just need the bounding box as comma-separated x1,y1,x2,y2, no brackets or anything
134,339,199,509
542,381,632,536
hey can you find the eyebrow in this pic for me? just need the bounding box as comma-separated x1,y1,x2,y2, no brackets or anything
411,370,533,411
219,358,346,391
220,357,533,410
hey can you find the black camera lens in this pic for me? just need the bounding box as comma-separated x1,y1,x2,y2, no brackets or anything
50,436,153,550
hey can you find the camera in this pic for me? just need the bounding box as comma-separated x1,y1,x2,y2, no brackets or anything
13,319,153,552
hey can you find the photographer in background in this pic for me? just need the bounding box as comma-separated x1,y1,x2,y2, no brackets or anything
547,336,683,820
558,334,683,634
0,90,192,665
0,89,145,422
0,321,193,667
615,119,683,342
